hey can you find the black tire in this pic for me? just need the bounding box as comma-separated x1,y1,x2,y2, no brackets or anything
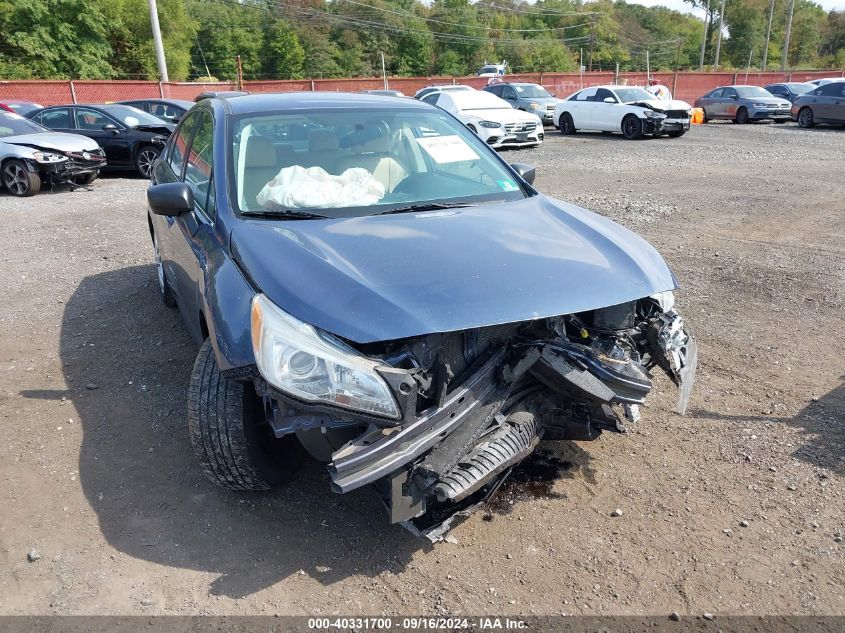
702,109,710,123
559,113,576,135
74,171,98,185
2,159,41,197
621,115,643,140
466,124,478,134
188,338,304,491
135,145,160,178
152,231,177,307
667,129,687,138
773,119,788,124
736,107,749,124
798,107,814,128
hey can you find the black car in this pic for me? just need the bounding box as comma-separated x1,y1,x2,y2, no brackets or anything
118,98,194,124
764,82,815,104
146,93,696,539
791,81,845,128
193,90,249,102
27,104,174,177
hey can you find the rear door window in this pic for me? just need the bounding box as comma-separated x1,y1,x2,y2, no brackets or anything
167,112,200,178
183,111,215,219
39,108,72,129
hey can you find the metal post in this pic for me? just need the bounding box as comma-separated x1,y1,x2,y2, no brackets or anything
236,55,243,91
588,18,596,72
762,0,775,72
699,0,710,70
714,0,726,68
147,0,169,82
580,48,584,88
782,0,795,71
614,61,619,85
646,50,650,81
69,80,77,104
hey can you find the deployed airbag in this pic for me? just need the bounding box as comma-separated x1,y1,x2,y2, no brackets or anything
257,165,385,209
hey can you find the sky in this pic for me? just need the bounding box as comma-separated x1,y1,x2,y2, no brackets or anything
624,0,845,14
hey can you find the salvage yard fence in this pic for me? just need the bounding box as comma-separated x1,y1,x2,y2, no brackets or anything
2,70,843,107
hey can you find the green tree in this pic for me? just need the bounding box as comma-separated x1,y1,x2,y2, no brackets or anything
264,20,305,79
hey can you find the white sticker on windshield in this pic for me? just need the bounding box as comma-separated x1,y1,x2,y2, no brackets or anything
416,135,480,163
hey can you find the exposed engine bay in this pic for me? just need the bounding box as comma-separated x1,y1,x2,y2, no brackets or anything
259,294,696,540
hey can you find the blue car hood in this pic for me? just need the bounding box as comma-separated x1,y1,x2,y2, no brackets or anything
230,196,678,344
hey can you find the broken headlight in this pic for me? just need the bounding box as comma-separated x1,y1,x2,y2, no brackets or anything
250,294,400,419
643,110,667,120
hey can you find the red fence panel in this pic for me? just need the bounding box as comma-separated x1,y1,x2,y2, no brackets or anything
1,71,841,106
0,80,73,106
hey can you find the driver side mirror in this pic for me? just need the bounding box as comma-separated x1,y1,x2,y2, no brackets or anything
510,162,535,185
148,182,194,217
102,123,119,133
603,97,616,103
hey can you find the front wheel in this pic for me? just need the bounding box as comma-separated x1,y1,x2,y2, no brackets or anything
621,115,643,140
3,159,41,197
135,145,160,178
736,107,749,124
559,113,577,135
798,107,814,128
188,339,305,491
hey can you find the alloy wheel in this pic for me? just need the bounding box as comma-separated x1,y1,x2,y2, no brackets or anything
798,107,814,128
137,149,158,178
3,163,29,195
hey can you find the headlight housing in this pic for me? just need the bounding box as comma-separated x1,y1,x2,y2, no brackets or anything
752,103,767,108
251,294,400,419
32,151,64,163
529,102,540,110
478,120,502,128
643,110,666,120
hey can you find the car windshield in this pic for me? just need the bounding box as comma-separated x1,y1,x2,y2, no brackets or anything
735,87,772,98
785,83,814,94
231,107,530,218
613,88,655,102
100,105,167,127
0,112,48,137
513,85,552,98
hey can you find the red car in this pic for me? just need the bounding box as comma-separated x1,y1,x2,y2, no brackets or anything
0,100,44,117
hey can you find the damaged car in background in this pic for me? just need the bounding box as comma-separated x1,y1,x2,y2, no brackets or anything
147,93,697,540
554,85,693,139
1,111,105,196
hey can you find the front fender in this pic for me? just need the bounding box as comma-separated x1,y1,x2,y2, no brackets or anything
200,243,256,374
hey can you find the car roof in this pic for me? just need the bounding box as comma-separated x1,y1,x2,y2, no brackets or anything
221,91,433,115
120,98,194,107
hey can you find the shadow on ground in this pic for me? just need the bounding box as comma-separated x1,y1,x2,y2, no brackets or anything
690,377,845,476
48,264,594,598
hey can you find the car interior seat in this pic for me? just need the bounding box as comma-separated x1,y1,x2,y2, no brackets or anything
242,135,280,209
301,129,341,173
336,122,407,192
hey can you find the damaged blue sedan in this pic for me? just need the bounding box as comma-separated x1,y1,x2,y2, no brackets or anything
147,93,697,539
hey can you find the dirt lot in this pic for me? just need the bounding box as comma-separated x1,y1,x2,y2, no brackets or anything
0,122,843,617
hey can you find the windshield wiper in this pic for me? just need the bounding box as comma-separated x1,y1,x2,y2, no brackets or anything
373,201,474,216
241,209,330,220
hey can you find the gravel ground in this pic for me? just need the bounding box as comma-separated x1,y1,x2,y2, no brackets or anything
0,121,843,617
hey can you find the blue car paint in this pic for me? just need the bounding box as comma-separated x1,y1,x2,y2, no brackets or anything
229,196,677,345
150,94,679,372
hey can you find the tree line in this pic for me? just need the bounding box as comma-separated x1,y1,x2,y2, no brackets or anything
0,0,842,82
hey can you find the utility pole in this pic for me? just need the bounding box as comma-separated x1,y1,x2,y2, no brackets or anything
762,0,776,71
782,0,795,71
646,50,650,81
588,18,596,72
236,55,243,90
699,0,710,70
380,52,387,89
579,48,584,87
745,48,753,82
714,0,726,68
147,0,168,82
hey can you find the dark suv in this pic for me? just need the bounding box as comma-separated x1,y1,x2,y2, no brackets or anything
147,93,696,540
